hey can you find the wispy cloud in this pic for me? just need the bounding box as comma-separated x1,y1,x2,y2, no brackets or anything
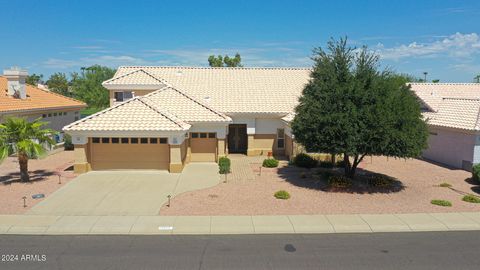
43,55,151,69
375,32,480,60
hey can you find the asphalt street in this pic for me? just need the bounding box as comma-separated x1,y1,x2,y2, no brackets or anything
1,231,480,270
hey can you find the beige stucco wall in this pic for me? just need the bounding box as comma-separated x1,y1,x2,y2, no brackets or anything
422,127,476,170
73,144,91,174
109,90,155,106
247,134,285,156
1,108,82,131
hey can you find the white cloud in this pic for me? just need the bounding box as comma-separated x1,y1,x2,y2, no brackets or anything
376,32,480,60
43,55,150,69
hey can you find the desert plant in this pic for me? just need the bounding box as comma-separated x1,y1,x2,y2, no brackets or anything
293,153,318,168
472,163,480,182
63,134,74,151
439,182,452,188
430,199,452,207
262,158,279,168
462,194,480,203
218,156,231,174
328,175,352,188
274,190,290,199
0,117,56,182
369,175,394,187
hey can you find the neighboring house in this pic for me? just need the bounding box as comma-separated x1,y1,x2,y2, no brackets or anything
410,83,480,170
1,68,86,142
64,67,310,173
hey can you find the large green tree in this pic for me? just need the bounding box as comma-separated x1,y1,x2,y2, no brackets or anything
47,72,70,96
292,38,429,178
475,74,480,83
70,65,116,109
208,53,243,67
0,118,56,182
26,73,43,85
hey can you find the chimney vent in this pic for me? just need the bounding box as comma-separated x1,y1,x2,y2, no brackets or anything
4,67,28,99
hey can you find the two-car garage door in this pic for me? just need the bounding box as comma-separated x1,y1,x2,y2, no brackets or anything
90,137,169,170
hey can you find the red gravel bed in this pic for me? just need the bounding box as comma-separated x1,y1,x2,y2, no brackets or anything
0,150,76,214
160,157,480,216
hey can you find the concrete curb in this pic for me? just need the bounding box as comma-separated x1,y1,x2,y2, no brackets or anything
1,212,480,235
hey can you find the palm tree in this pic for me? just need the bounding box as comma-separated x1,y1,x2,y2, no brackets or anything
475,74,480,83
0,117,56,182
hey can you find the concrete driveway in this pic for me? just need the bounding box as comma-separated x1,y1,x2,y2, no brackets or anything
27,163,219,216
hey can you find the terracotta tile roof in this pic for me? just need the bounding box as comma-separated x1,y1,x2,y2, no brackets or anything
0,76,86,114
109,66,312,114
143,86,231,122
410,83,480,131
64,97,190,132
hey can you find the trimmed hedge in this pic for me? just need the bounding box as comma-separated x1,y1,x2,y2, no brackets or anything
274,190,290,199
263,158,279,168
430,199,452,207
218,157,231,174
462,194,480,203
293,153,318,168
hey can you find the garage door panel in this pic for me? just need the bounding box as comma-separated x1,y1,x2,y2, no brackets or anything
190,137,217,162
91,142,169,170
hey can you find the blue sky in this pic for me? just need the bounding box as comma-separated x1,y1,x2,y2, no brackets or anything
1,0,479,82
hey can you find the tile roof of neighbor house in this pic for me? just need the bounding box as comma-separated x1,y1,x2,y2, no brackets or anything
108,66,312,114
0,77,86,114
64,86,230,132
409,83,480,131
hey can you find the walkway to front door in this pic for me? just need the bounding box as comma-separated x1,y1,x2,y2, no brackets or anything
227,154,265,183
228,124,247,153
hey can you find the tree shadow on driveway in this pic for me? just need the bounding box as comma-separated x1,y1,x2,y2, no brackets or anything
276,165,405,194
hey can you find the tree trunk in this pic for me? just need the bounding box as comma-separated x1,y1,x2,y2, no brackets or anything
344,154,366,179
18,154,30,182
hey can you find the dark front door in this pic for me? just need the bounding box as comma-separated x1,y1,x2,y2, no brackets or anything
228,124,248,153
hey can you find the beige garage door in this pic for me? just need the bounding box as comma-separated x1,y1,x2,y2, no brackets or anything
90,137,169,170
190,132,217,162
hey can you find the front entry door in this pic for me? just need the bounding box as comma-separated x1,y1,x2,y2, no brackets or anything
228,124,248,153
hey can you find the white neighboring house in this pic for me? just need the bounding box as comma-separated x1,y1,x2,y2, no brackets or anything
410,83,480,170
0,68,86,143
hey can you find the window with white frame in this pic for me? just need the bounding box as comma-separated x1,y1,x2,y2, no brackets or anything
277,128,285,149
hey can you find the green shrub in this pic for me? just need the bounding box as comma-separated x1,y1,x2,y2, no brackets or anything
462,194,480,203
328,175,352,188
262,158,279,168
430,199,452,207
63,134,74,151
274,190,290,199
439,182,452,188
472,163,480,182
293,153,318,168
369,175,394,188
218,157,231,174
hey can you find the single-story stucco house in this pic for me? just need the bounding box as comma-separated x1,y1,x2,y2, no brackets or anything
63,66,480,173
1,67,86,142
410,82,480,170
64,67,309,173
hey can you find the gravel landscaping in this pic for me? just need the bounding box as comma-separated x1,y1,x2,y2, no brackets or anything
160,156,480,216
0,150,76,214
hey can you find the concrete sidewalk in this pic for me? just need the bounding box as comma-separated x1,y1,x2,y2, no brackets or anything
1,212,480,235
